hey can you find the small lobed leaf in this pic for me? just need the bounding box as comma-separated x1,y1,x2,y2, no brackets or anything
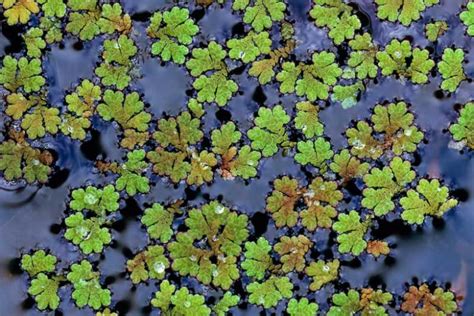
401,284,457,315
332,210,370,256
400,179,458,225
305,259,340,291
21,250,57,277
247,276,293,308
450,102,474,149
287,298,319,316
67,260,111,310
127,245,170,284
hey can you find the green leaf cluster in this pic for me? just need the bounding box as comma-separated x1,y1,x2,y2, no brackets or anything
232,0,286,32
375,0,439,26
148,7,199,64
277,51,342,101
67,260,111,310
346,101,423,159
309,0,362,45
266,176,342,230
95,35,138,89
376,39,434,84
247,105,291,157
450,102,474,149
168,201,249,289
186,41,238,106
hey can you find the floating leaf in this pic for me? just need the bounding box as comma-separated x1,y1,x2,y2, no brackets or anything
248,105,290,157
450,102,474,149
305,259,340,291
328,288,393,316
21,250,57,277
460,2,474,36
38,0,66,17
376,39,435,84
0,136,53,183
28,273,60,310
400,179,458,225
332,82,364,109
310,0,361,45
0,56,45,92
69,184,119,215
333,210,370,255
227,31,272,63
66,0,101,41
127,245,170,284
67,260,111,310
330,149,370,182
64,213,111,254
371,101,424,155
151,280,211,315
401,284,457,315
362,157,415,216
213,292,240,316
97,90,151,132
287,298,319,316
375,0,439,26
277,52,342,101
141,203,175,242
266,176,300,227
348,33,378,79
294,101,324,139
247,276,293,308
295,138,334,170
98,3,131,34
367,240,390,257
1,0,39,25
23,27,46,58
65,79,101,116
438,48,466,93
188,150,217,185
233,0,286,32
274,235,312,272
168,201,248,289
193,72,238,106
40,16,63,43
115,150,150,196
425,20,448,41
241,237,275,280
148,7,199,64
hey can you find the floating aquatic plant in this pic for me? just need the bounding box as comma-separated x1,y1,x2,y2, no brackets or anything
376,39,434,84
450,102,474,149
0,0,469,314
375,0,439,26
147,7,199,64
310,0,361,45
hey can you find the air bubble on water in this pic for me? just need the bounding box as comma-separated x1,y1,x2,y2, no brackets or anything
352,139,365,150
154,262,165,274
323,265,330,272
215,205,225,214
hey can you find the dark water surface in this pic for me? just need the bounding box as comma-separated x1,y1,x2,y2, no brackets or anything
0,0,473,315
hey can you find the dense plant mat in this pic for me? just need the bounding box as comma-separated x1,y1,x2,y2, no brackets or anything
0,0,473,315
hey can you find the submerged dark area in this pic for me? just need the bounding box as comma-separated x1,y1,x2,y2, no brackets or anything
0,0,473,315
